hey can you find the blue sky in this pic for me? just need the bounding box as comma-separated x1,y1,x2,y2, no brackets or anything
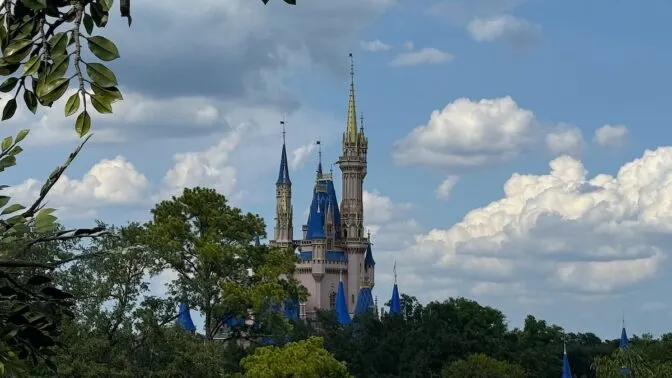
3,0,672,339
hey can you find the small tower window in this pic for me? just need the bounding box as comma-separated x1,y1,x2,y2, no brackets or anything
351,294,355,304
329,291,336,309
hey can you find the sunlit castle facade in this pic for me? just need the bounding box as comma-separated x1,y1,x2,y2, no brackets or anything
269,54,376,320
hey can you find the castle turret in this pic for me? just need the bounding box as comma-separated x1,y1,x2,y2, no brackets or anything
389,261,401,316
338,53,369,313
270,121,294,250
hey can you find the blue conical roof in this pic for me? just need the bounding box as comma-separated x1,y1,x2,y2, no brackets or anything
354,287,375,315
389,284,401,316
364,242,375,268
176,303,196,332
562,344,572,378
620,326,629,349
276,143,291,185
335,280,350,325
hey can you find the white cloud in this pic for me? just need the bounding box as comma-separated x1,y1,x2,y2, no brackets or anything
402,41,414,50
394,96,538,169
5,156,149,219
594,124,629,148
467,15,541,45
160,124,245,200
402,148,672,294
291,142,317,169
360,39,391,52
390,47,454,67
546,126,584,156
435,176,460,201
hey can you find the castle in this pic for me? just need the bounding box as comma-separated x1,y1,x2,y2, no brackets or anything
269,54,376,320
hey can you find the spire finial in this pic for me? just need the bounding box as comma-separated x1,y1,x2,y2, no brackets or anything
360,112,364,131
339,269,343,282
281,117,286,145
345,53,358,143
317,139,322,169
393,259,397,285
563,340,567,355
349,52,354,84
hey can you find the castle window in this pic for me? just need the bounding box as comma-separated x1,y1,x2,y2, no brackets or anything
351,294,355,304
329,291,336,309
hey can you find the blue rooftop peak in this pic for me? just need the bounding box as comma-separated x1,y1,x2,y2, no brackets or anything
364,240,375,268
562,342,572,378
620,326,629,349
335,280,350,325
276,143,291,186
176,303,196,332
306,188,326,240
389,284,401,316
354,287,375,315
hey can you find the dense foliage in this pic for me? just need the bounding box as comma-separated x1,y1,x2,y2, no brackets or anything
0,187,664,377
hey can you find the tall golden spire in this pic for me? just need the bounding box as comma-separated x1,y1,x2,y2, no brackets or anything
345,53,358,144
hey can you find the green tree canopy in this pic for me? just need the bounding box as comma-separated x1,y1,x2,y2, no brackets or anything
240,336,350,378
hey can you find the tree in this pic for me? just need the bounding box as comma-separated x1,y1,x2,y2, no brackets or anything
143,187,307,341
240,336,350,378
442,354,526,378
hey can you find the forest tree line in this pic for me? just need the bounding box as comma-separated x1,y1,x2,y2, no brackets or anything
0,186,668,377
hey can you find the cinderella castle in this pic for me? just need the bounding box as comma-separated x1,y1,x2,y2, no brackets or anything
269,54,379,321
176,55,401,335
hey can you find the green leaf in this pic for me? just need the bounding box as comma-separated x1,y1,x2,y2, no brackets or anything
23,90,37,114
75,110,91,136
86,62,117,88
9,145,23,156
27,275,51,286
0,196,9,208
0,77,18,93
83,14,94,35
1,136,12,152
1,203,24,215
91,95,112,114
0,155,16,171
87,36,120,61
48,32,68,57
23,55,40,76
2,99,17,121
0,25,7,51
36,77,70,104
2,39,32,59
15,129,29,143
98,0,113,12
90,2,109,28
48,55,70,80
20,0,47,11
64,93,80,117
0,61,20,76
91,83,122,103
35,210,57,233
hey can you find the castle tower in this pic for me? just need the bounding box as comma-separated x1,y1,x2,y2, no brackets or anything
270,120,294,250
338,53,369,313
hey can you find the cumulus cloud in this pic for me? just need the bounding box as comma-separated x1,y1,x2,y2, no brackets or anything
390,47,454,67
394,96,589,171
435,176,460,201
4,156,149,219
594,124,629,148
394,96,538,169
160,124,245,200
291,142,317,169
546,126,584,156
402,148,672,295
467,15,541,45
105,0,395,102
360,39,392,52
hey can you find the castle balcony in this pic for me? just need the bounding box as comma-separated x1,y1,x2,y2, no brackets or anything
296,250,348,265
